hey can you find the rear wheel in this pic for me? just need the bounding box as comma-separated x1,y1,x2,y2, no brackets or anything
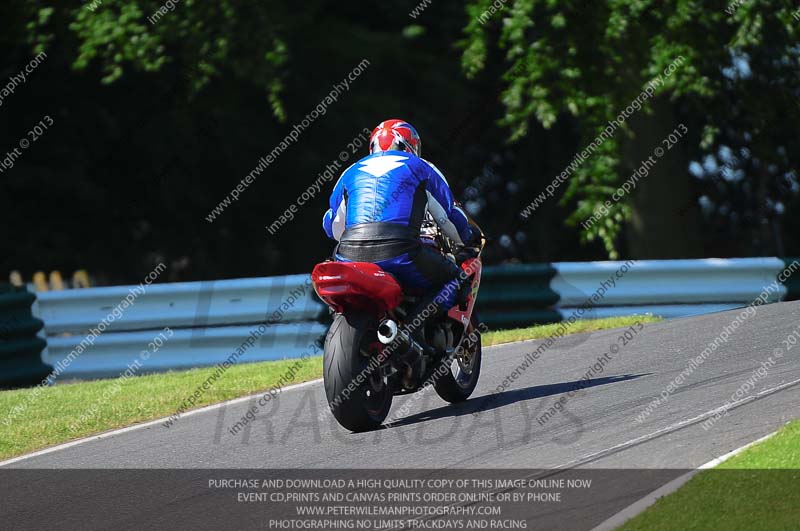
323,313,393,431
433,314,482,403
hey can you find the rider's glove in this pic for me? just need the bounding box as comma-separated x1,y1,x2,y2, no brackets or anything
456,232,480,264
456,228,481,262
464,227,482,248
455,247,479,265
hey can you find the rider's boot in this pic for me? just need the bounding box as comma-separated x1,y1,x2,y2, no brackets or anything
406,278,461,355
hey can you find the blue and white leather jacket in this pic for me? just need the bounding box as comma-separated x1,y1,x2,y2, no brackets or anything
322,150,472,246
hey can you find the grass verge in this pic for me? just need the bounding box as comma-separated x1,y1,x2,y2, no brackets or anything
482,314,661,346
0,315,659,460
0,358,322,461
618,420,800,531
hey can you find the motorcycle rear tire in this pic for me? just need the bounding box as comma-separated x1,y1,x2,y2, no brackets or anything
323,313,393,432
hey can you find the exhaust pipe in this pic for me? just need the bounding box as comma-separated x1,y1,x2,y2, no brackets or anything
378,319,425,357
377,320,399,344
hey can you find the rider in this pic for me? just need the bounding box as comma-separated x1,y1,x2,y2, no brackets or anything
322,119,480,347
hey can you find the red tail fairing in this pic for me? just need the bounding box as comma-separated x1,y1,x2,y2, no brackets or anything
311,262,403,314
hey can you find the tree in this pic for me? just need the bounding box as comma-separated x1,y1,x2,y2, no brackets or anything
3,1,495,281
25,1,289,117
461,0,800,258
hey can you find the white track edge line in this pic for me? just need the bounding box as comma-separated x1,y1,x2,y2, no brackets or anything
590,429,780,531
0,377,323,468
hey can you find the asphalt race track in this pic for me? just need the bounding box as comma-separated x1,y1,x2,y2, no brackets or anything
6,301,800,470
3,302,800,530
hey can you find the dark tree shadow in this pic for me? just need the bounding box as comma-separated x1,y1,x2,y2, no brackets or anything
384,373,647,429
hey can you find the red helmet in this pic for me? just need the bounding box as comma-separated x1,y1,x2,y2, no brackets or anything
369,119,421,157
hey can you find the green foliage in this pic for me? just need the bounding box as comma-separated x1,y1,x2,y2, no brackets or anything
5,1,800,275
461,0,800,257
26,0,289,117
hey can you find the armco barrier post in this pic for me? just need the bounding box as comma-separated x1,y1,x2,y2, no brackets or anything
0,284,51,387
781,258,800,301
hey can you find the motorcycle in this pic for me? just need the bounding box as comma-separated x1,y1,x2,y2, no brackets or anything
311,215,485,431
